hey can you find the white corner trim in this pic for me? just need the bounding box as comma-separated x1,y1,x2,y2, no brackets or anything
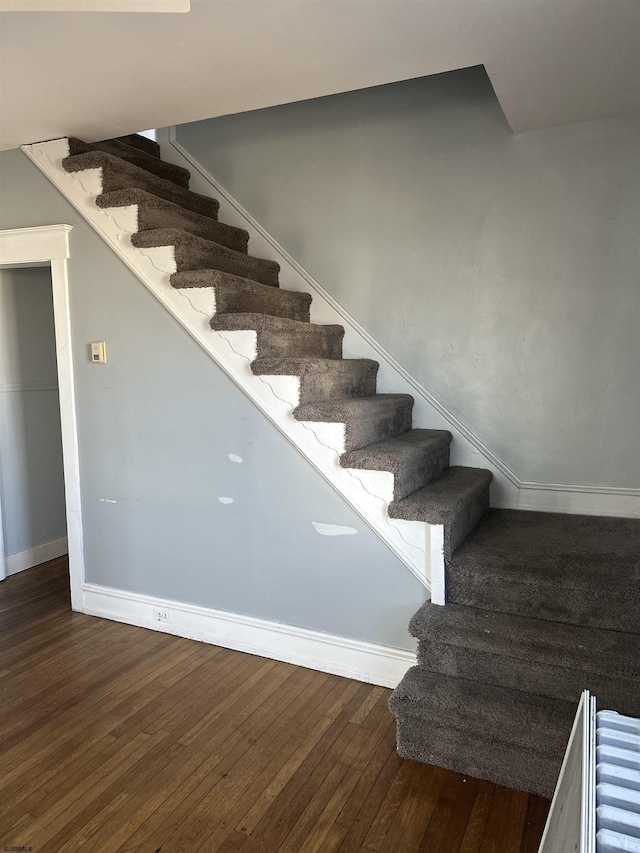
163,128,639,518
83,582,416,688
0,224,71,266
5,536,68,577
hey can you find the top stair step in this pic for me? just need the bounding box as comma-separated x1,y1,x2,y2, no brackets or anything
447,509,640,633
114,134,161,158
68,137,190,189
62,150,220,219
389,466,492,560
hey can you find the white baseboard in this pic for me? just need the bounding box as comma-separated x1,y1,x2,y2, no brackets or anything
5,536,68,576
83,582,416,688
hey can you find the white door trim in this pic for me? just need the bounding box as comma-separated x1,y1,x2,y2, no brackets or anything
0,224,85,610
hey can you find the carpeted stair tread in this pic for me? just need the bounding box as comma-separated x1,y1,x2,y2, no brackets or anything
392,706,564,798
114,134,160,158
340,429,452,500
389,466,492,559
68,137,190,188
62,151,219,219
447,509,640,633
411,601,640,716
131,228,279,287
170,270,311,322
390,666,575,796
211,313,344,359
98,188,248,253
294,394,414,451
252,357,378,405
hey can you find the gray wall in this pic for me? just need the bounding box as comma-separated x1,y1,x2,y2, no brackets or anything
176,67,640,490
0,266,67,558
0,146,424,649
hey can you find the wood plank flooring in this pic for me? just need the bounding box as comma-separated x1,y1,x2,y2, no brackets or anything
0,559,550,852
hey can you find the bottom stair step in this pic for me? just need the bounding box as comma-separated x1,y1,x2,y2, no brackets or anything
389,667,575,797
411,602,640,717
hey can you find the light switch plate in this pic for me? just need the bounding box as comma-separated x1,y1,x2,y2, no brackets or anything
91,341,107,364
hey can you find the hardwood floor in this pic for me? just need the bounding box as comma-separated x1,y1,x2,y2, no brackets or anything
0,559,550,852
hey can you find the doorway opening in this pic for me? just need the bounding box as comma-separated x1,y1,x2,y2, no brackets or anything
0,225,84,609
0,265,68,583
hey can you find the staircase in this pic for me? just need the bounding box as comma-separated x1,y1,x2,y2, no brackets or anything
27,133,640,798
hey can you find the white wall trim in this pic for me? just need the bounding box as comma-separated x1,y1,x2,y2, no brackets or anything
0,225,85,606
5,536,68,577
0,224,71,265
83,582,416,689
164,128,639,518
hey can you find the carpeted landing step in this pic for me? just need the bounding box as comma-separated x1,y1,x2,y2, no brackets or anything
389,667,575,797
447,509,640,633
171,270,312,322
131,228,279,286
98,188,249,253
411,601,640,717
211,313,344,359
63,150,220,219
389,466,492,560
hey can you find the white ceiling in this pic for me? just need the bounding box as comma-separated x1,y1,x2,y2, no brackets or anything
1,0,639,151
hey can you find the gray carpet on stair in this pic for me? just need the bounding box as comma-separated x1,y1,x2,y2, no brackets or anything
68,136,190,188
63,150,219,218
341,429,451,500
212,313,344,359
252,357,378,404
447,509,640,632
98,188,248,252
171,270,312,322
294,395,414,451
131,228,279,286
115,134,160,158
390,667,576,797
389,466,492,559
412,601,640,716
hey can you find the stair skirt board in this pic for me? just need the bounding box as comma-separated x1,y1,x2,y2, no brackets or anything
23,137,441,596
82,583,416,689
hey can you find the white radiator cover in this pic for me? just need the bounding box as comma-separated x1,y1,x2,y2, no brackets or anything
539,692,640,853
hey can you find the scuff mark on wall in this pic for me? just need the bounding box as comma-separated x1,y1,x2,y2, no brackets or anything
228,454,243,464
312,522,358,537
218,497,234,504
97,498,118,504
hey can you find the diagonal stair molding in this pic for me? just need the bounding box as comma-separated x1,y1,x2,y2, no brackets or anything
162,127,640,522
23,136,444,597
